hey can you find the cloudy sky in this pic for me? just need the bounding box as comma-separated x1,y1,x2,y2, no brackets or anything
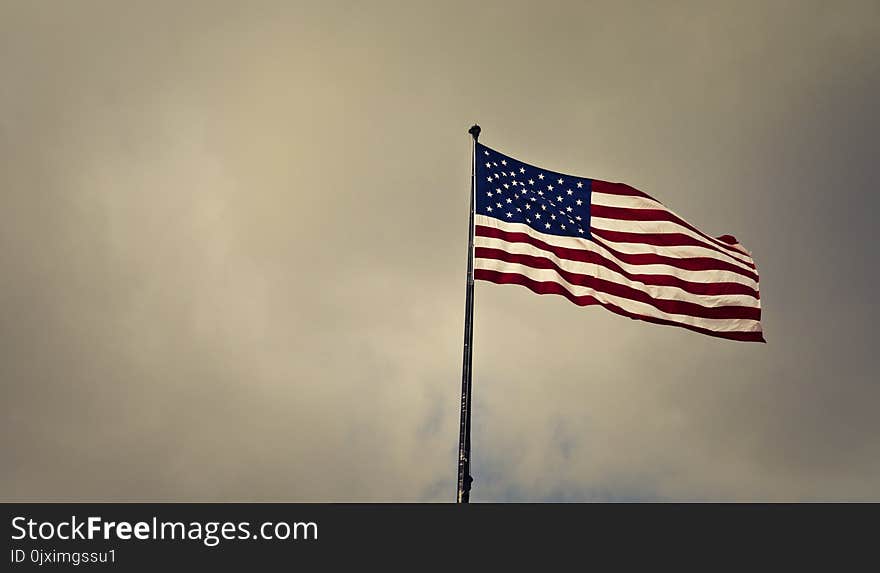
2,0,878,501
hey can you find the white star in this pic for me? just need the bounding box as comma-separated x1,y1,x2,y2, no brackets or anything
541,204,547,211
547,184,554,191
484,150,489,155
537,190,544,196
577,181,583,188
503,183,509,189
526,218,531,223
501,160,507,165
507,212,513,218
519,167,525,173
516,208,522,212
528,179,535,185
561,224,566,230
557,196,563,202
486,192,492,197
545,222,551,229
567,189,573,196
496,202,502,208
551,214,556,220
486,177,493,183
494,174,500,179
578,228,584,234
524,204,531,210
557,178,563,184
576,199,583,206
566,206,573,212
493,162,498,167
575,215,581,221
485,163,491,168
535,213,541,219
538,173,545,180
486,206,493,212
506,198,512,203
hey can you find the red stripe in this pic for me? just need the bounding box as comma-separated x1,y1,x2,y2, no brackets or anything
715,234,751,256
590,228,754,270
475,243,758,298
590,204,756,268
592,180,753,258
475,269,766,343
591,179,652,199
476,225,760,283
476,248,760,320
590,235,760,284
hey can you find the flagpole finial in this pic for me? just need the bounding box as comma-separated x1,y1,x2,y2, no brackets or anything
468,124,481,142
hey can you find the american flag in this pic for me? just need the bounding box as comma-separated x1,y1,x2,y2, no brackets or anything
473,143,764,342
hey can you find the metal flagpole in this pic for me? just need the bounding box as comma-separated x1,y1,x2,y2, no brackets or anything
457,124,480,503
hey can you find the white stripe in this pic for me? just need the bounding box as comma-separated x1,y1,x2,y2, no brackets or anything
474,258,763,334
721,239,752,257
589,216,755,269
591,192,755,258
591,233,756,271
475,232,755,286
475,235,760,309
476,215,759,286
590,191,666,210
590,192,752,262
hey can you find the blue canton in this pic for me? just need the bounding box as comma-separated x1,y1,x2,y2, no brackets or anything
475,143,592,239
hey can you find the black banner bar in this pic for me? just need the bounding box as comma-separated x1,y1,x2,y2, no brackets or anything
2,503,874,569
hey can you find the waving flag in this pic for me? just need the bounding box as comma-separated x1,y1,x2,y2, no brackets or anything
473,143,764,342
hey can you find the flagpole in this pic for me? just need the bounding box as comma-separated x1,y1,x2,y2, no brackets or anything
457,124,480,503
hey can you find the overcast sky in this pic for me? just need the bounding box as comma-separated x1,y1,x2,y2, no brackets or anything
2,0,878,501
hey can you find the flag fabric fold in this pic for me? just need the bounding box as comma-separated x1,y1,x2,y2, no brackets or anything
474,143,764,342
